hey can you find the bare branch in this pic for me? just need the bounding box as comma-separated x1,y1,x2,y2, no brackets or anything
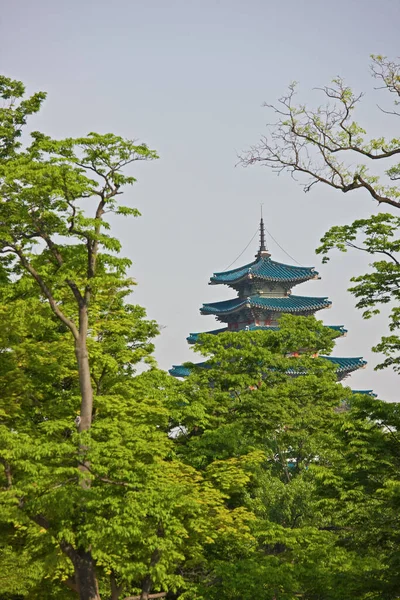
240,68,400,210
345,174,400,210
346,241,400,266
371,55,400,98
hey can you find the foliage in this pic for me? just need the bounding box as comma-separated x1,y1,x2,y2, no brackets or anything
0,77,251,600
170,316,395,599
3,71,400,600
0,291,251,598
312,393,400,599
316,213,400,370
241,54,400,371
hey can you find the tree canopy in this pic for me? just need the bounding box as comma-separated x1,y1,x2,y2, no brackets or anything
241,55,400,370
169,317,400,599
0,77,251,600
2,72,400,600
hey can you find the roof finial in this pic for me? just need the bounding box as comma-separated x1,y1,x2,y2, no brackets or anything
256,204,270,258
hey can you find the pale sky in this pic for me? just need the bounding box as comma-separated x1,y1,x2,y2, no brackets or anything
2,0,400,400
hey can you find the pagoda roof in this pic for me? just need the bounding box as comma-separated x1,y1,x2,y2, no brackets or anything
321,356,367,374
187,324,346,344
187,325,278,343
169,364,201,378
210,256,318,286
201,295,332,316
169,355,366,379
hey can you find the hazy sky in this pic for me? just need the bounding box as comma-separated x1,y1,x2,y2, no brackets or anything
2,0,400,400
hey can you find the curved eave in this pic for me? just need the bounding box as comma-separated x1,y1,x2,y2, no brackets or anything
170,356,367,379
327,325,348,336
187,327,228,343
210,273,319,286
250,297,331,313
321,356,367,374
188,325,280,344
169,362,207,378
201,298,247,316
210,258,319,286
169,365,192,378
201,295,332,317
187,323,346,344
352,389,377,397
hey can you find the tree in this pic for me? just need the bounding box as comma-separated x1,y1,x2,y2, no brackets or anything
240,55,400,370
312,391,400,599
172,316,389,599
0,78,251,600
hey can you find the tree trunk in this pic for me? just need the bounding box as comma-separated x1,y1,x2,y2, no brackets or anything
74,548,101,600
110,572,122,600
75,307,94,433
139,575,152,600
73,308,99,598
1,458,12,488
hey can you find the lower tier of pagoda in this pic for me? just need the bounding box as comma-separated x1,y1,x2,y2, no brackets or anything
169,355,367,381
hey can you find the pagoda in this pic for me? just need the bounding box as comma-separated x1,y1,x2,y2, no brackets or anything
170,217,369,386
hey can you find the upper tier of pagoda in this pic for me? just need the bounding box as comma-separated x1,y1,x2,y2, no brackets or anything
210,215,319,292
210,257,319,288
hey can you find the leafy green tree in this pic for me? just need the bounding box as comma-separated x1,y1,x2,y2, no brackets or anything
0,78,251,600
240,55,400,370
317,213,400,371
172,317,388,599
313,391,400,599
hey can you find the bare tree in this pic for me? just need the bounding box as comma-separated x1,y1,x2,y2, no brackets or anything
240,55,400,210
240,55,400,373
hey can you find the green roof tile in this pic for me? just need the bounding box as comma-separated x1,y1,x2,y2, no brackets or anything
201,295,331,316
169,364,196,377
321,356,367,374
187,324,346,344
211,256,318,285
169,355,367,379
187,325,279,343
351,389,377,397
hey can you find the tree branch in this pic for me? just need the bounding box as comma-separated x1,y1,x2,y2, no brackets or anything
343,174,400,210
15,248,79,340
123,594,167,600
63,576,79,593
241,73,400,210
346,241,400,265
0,458,12,488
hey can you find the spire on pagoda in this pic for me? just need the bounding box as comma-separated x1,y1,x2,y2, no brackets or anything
256,206,270,259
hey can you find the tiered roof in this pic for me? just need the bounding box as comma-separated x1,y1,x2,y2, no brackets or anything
187,324,347,344
170,364,200,378
187,325,276,344
210,257,318,286
201,295,331,317
169,356,367,380
322,356,367,375
170,215,368,386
